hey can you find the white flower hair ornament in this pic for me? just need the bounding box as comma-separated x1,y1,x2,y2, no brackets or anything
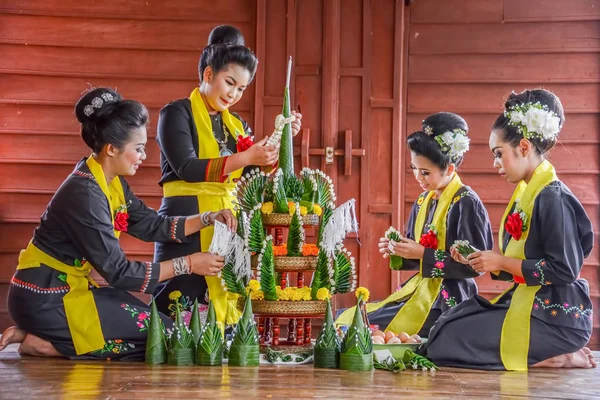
505,102,561,141
431,128,470,159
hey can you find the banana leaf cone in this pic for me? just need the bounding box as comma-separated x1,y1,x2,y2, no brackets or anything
145,300,167,365
279,86,294,180
190,299,202,346
167,301,195,366
389,255,403,271
340,298,373,371
196,300,224,366
314,300,340,369
228,297,260,367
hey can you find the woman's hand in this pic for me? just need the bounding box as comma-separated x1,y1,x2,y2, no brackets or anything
450,246,469,265
378,237,391,258
189,253,224,276
243,136,279,166
467,250,505,274
387,237,425,260
209,209,237,231
291,111,302,137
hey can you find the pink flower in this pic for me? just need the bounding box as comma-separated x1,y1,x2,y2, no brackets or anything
533,272,539,278
181,311,192,327
441,290,449,299
138,313,148,321
533,303,539,310
137,322,144,328
434,261,444,269
563,302,569,308
120,303,126,308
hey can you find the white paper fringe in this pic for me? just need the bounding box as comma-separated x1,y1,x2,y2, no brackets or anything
320,199,358,257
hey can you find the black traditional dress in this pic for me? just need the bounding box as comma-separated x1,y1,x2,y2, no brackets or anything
153,89,253,324
420,161,594,370
8,157,187,360
337,174,494,337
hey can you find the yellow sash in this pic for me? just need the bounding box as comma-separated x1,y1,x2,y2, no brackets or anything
15,156,127,355
336,174,463,334
161,89,247,324
492,160,557,371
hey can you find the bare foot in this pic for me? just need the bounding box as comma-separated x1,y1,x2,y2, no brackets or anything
0,326,27,351
534,348,596,369
18,334,61,357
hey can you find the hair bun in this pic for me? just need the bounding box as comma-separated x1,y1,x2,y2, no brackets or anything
207,25,245,46
75,88,122,124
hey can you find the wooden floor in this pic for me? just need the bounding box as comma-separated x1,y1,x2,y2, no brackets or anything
1,345,599,399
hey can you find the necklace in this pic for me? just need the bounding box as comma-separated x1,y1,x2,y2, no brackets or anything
211,114,233,157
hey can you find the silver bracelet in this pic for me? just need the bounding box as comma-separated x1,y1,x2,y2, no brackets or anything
201,212,212,227
173,256,191,276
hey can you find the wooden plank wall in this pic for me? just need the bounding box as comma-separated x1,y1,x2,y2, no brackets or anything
0,0,255,329
405,0,600,347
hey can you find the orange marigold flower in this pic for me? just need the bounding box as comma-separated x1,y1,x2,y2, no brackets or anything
273,244,288,256
551,310,557,317
544,299,550,305
302,244,319,256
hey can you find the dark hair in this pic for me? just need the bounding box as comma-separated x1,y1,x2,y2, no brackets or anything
407,112,469,169
75,87,149,154
208,25,245,46
492,89,564,155
198,44,258,83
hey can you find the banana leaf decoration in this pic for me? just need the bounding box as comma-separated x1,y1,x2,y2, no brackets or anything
257,237,277,301
189,299,202,346
340,297,373,371
279,79,294,180
228,297,260,367
196,300,224,366
167,300,195,366
145,300,167,365
314,299,341,369
310,249,331,300
385,226,403,270
286,203,305,257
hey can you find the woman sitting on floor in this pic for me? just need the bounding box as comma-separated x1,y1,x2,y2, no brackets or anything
0,87,234,360
336,112,493,337
420,89,596,370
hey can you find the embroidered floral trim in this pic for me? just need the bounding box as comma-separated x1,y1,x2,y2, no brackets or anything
72,169,96,180
531,259,552,285
120,303,151,332
170,216,182,243
533,296,593,320
440,285,457,307
10,276,69,294
431,250,446,278
416,193,426,207
168,293,193,318
97,339,135,355
140,262,153,293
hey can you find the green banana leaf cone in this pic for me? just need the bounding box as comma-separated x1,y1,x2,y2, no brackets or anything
145,300,167,365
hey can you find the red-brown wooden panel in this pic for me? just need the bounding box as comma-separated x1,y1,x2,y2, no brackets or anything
409,21,600,55
340,0,362,69
411,0,503,24
370,0,395,100
1,44,198,79
296,0,323,66
504,0,600,22
409,53,600,83
0,14,252,51
369,109,394,204
406,113,600,143
407,83,600,114
0,0,252,22
0,74,253,111
263,0,287,98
